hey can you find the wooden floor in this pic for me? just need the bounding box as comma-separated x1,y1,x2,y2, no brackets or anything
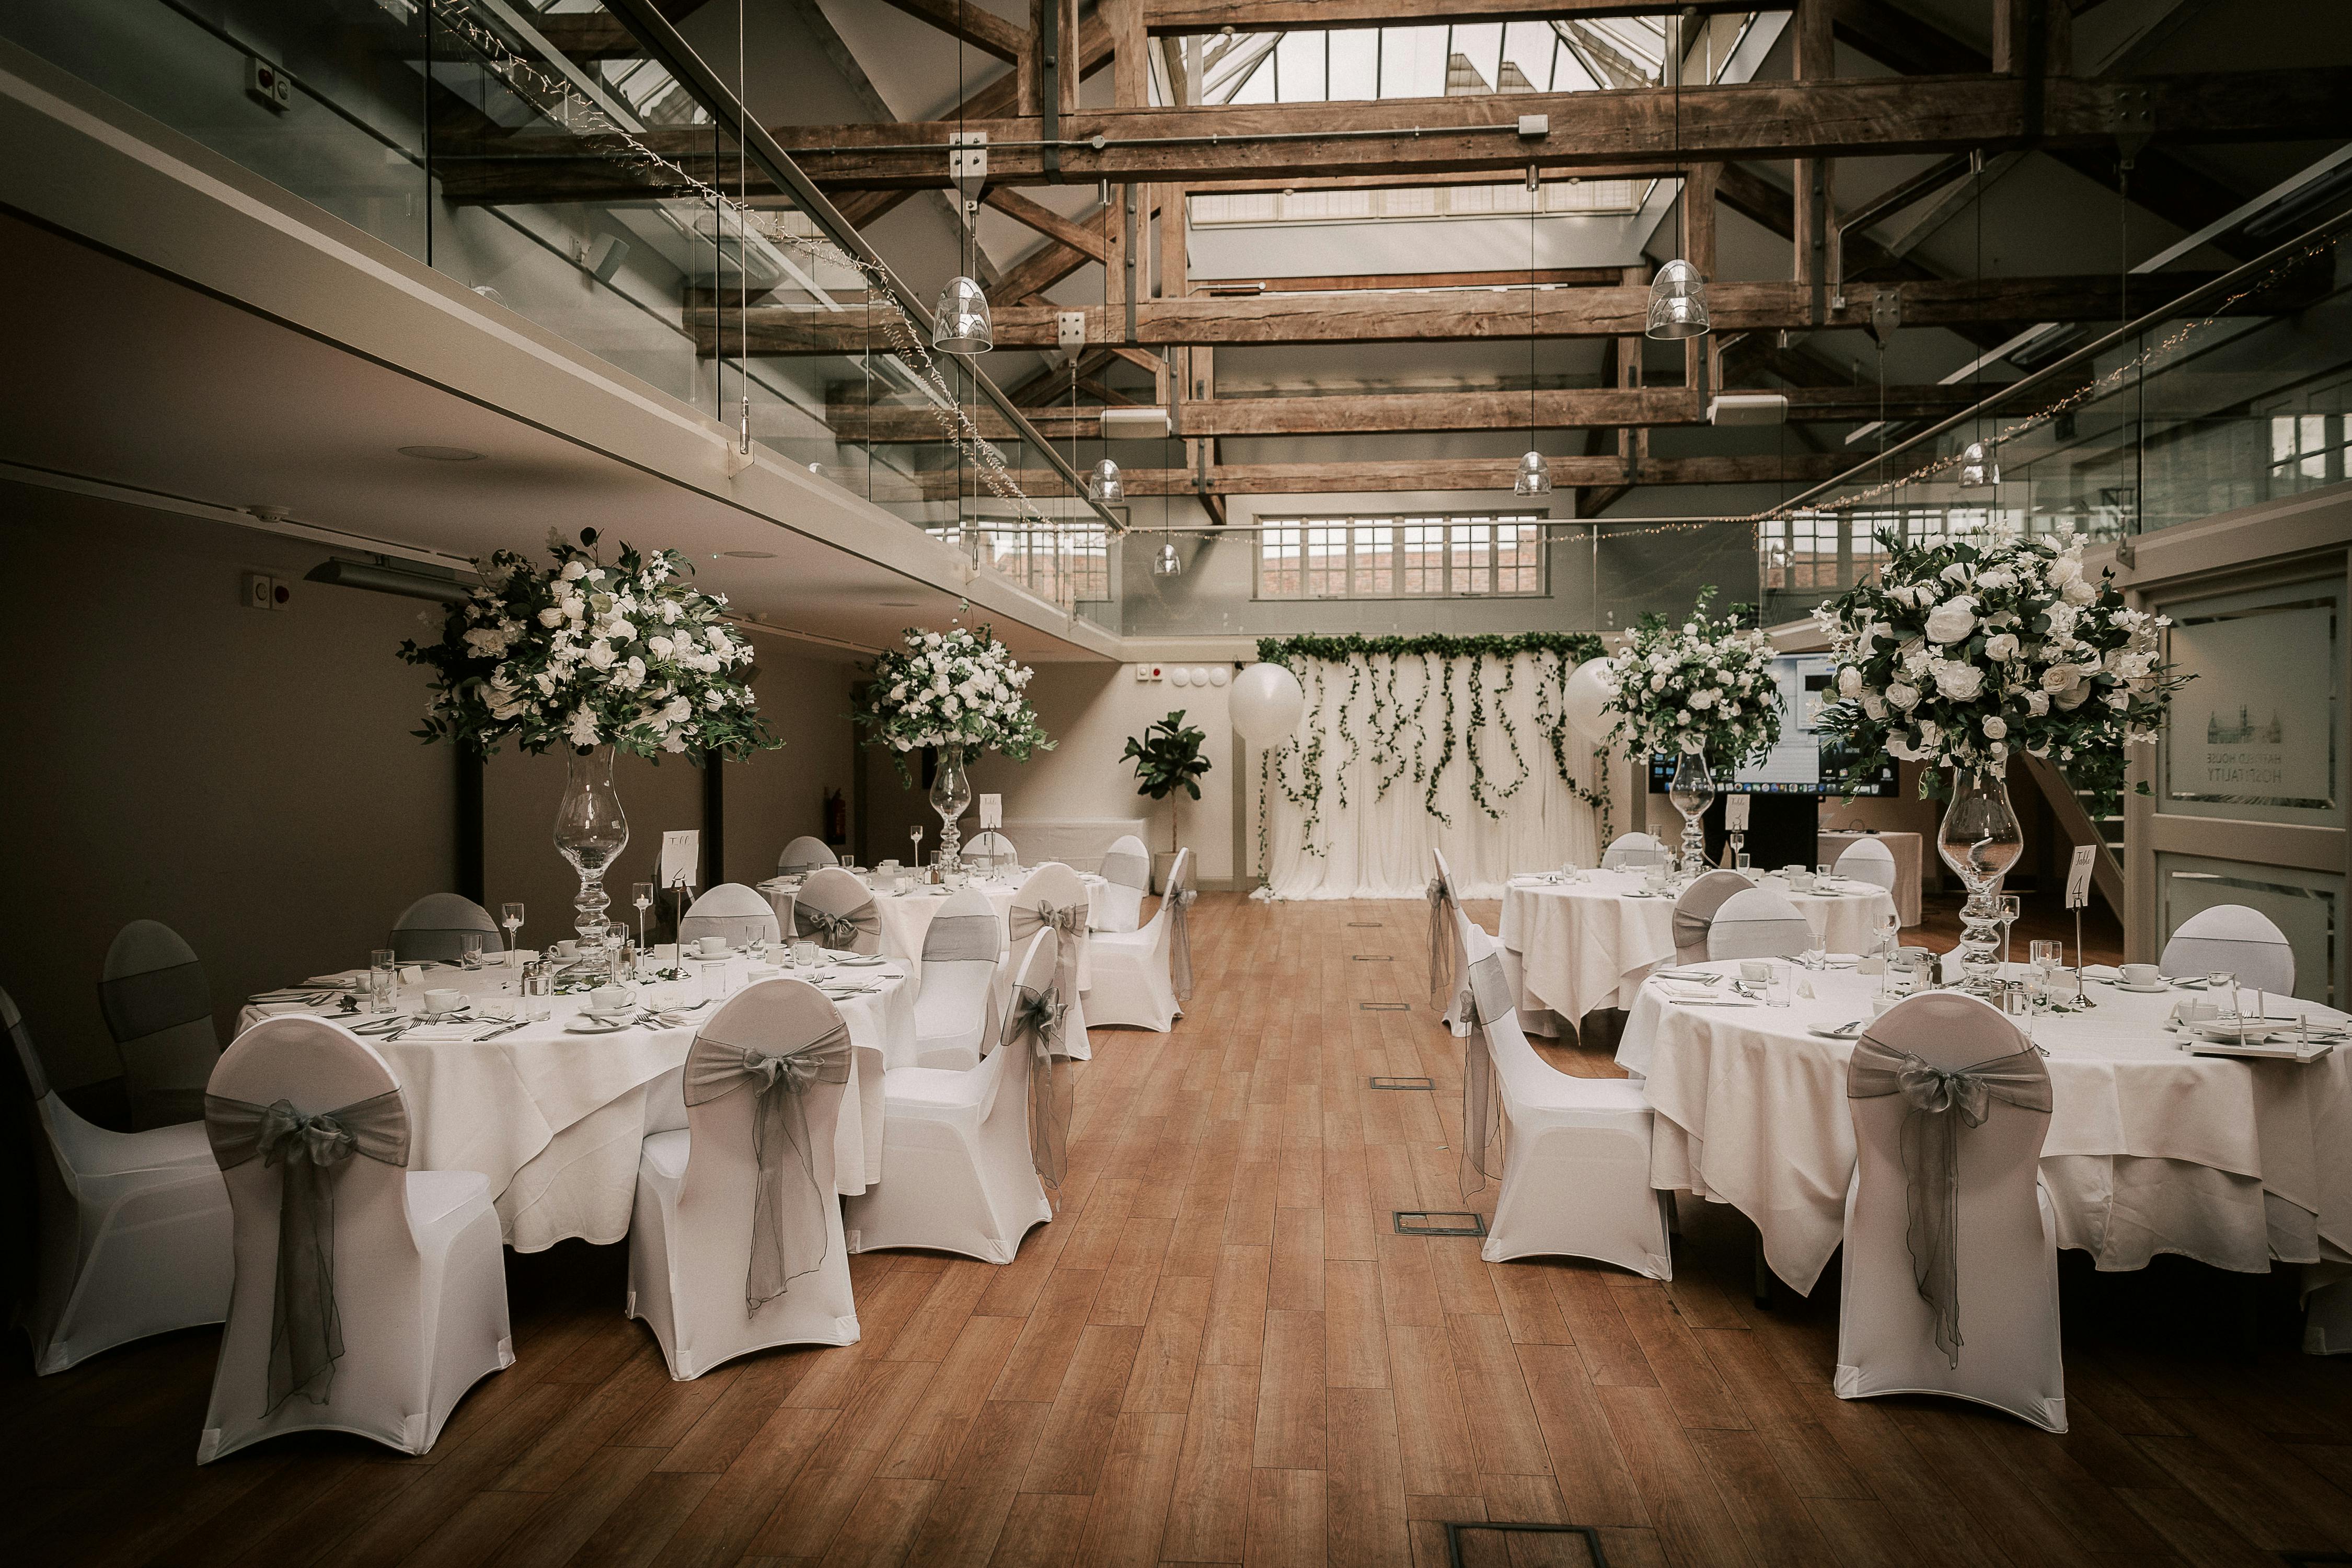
10,891,2345,1568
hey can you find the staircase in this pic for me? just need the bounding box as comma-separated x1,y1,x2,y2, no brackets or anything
2023,755,2126,914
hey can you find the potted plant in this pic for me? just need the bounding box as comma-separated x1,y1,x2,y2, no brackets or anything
1122,709,1211,886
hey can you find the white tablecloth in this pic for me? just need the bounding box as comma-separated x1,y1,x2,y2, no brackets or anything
236,954,917,1252
872,873,1102,986
1618,962,2352,1292
1498,868,1899,1022
1816,830,1926,926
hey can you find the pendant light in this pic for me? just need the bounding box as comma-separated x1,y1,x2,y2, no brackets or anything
1645,16,1711,341
1955,154,1996,490
933,3,992,354
1957,441,2000,489
1154,539,1183,576
1082,191,1120,502
1087,457,1124,502
1514,165,1552,496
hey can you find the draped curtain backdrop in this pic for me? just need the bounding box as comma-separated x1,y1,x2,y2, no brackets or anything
1262,648,1609,900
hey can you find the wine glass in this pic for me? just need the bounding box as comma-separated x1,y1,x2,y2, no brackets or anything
909,824,926,872
501,903,525,966
1998,893,2023,968
631,882,654,956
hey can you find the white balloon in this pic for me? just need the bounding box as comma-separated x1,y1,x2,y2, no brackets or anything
1562,656,1617,740
1229,662,1306,745
1171,667,1191,687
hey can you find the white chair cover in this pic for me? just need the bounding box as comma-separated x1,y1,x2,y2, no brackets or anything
846,932,1059,1263
627,979,859,1379
1429,848,1466,1011
1084,848,1192,1033
198,1017,511,1461
965,829,1019,873
1833,837,1900,895
1006,862,1094,1058
1600,832,1667,871
792,867,882,954
2160,904,2296,995
1836,991,2065,1432
1091,834,1151,933
678,883,783,949
778,836,838,876
1454,930,1672,1276
1706,887,1815,961
99,919,221,1128
1671,870,1756,965
3,986,230,1375
389,893,505,963
912,888,1004,1071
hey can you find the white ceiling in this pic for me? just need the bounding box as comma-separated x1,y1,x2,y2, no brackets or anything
0,211,1102,663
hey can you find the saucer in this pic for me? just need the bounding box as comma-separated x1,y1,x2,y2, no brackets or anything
835,954,888,967
566,1016,634,1034
2114,981,2173,994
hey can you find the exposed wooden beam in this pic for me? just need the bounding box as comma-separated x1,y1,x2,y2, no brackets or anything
1191,167,1656,194
877,0,1026,64
1144,1,1762,33
984,188,1109,262
1194,267,1624,292
694,270,2263,353
826,382,1998,440
532,14,643,60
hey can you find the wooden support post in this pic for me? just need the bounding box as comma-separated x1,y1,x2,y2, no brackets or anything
1685,161,1718,400
1793,0,1836,325
1107,0,1144,335
1019,1,1044,116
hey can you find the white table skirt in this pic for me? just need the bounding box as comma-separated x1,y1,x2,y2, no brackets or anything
1498,869,1899,1022
873,873,1102,986
1617,962,2352,1292
236,954,916,1252
1816,830,1925,926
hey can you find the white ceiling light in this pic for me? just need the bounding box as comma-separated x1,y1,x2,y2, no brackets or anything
1099,407,1172,440
933,273,993,355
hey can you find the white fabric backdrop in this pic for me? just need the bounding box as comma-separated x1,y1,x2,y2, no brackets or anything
1264,653,1606,900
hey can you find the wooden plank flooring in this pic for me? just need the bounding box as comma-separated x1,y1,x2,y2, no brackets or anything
6,891,2342,1568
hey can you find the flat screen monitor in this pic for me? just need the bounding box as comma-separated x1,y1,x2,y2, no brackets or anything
1648,652,1896,797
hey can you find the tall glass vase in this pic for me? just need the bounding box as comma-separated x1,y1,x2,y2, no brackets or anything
1668,750,1716,877
1935,767,2023,994
554,744,629,977
930,742,973,873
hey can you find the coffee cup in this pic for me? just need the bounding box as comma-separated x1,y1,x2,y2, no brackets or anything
590,983,634,1015
2120,963,2161,988
1740,960,1772,983
422,988,462,1017
552,939,579,958
696,936,729,957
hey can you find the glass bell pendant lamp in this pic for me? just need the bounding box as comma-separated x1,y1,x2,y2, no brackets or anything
1958,441,2000,488
1645,258,1711,340
1513,450,1552,495
1087,456,1123,502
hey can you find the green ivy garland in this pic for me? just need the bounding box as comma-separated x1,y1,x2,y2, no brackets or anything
1255,631,1610,856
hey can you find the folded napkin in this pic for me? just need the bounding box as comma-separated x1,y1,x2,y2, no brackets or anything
396,1020,506,1042
305,972,368,988
1654,968,1723,984
2081,964,2124,983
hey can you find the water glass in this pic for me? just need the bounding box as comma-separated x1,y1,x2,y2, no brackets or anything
700,959,732,1001
2030,939,2063,972
792,940,821,971
1734,853,1751,873
369,948,397,1013
1765,962,1790,1008
501,903,525,964
460,932,486,970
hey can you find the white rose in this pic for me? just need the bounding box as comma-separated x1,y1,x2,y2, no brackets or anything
560,560,587,581
1861,693,1888,720
1939,562,1973,586
1690,689,1717,710
537,607,566,628
585,641,616,671
1983,632,2020,662
647,636,674,660
2103,690,2130,710
1982,716,2008,740
661,732,689,754
1886,682,1921,712
1931,661,1985,702
2047,555,2082,587
1886,733,1923,762
2040,665,2080,693
1649,673,1666,692
2025,690,2050,716
1837,666,1863,698
2056,683,2093,710
1925,597,1978,645
2063,577,2096,605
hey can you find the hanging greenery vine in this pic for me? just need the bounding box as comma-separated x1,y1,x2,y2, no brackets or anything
1255,632,1608,851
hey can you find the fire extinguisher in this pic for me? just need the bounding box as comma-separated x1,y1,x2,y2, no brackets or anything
824,787,846,845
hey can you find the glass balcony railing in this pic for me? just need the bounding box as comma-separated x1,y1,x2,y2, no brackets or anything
1753,204,2352,627
3,0,1124,633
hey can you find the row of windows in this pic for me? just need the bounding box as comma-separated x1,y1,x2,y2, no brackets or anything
1256,517,1546,600
1191,180,1639,228
931,524,1110,606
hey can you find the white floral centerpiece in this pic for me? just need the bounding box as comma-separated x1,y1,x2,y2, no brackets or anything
1598,587,1784,768
855,626,1052,868
1812,524,2182,816
400,528,775,760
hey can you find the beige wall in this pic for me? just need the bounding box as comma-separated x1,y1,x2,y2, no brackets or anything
0,482,864,1091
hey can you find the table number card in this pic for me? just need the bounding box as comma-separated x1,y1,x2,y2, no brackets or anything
2065,844,2097,910
978,793,1002,829
1725,794,1751,831
660,829,701,893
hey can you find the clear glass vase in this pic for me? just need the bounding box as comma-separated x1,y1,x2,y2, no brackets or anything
1935,767,2023,994
553,744,629,977
930,742,973,873
1667,750,1716,877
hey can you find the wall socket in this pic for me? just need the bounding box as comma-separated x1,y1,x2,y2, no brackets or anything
241,572,289,611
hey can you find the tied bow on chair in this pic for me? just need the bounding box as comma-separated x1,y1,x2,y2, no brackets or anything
1006,983,1073,1207
1165,872,1195,1003
1456,953,1512,1198
684,1026,854,1312
205,1090,410,1412
794,901,879,951
1846,1034,2052,1367
1427,877,1460,1011
1008,903,1087,1029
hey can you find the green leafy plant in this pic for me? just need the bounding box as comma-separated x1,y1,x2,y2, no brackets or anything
1123,709,1213,854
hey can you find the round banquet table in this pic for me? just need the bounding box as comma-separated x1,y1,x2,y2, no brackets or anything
1498,867,1899,1025
236,951,917,1252
869,871,1103,986
1617,961,2352,1294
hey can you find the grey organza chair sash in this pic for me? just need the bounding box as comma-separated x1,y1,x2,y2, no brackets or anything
1456,952,1513,1197
793,898,880,949
1427,878,1460,1010
1100,849,1151,893
99,959,210,1042
1165,864,1193,1003
1008,903,1087,1028
204,1089,410,1412
1003,981,1073,1206
390,927,501,963
1846,1034,2052,1368
923,912,1002,965
682,1022,854,1312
